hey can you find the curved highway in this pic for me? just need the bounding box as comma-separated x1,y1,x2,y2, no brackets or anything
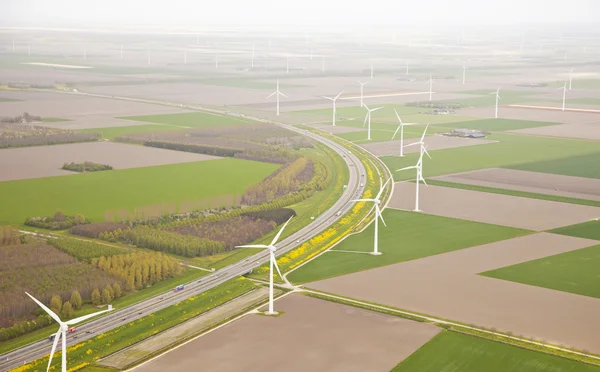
0,104,367,372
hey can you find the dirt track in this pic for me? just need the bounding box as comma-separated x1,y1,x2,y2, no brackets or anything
433,168,600,202
389,182,600,230
309,233,600,354
359,135,496,157
0,142,218,182
133,294,440,372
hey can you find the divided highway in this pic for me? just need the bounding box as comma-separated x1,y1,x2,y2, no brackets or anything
0,115,367,372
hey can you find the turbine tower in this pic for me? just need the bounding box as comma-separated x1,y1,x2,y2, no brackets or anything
321,90,344,126
461,64,467,85
405,60,409,75
267,80,288,116
427,75,434,101
569,68,574,90
362,104,383,140
236,217,293,315
26,293,113,372
251,43,255,69
370,63,374,79
348,179,390,255
357,80,367,107
396,125,431,212
558,82,568,111
491,88,501,118
392,109,417,157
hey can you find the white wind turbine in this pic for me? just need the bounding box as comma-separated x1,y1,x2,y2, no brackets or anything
348,179,390,255
363,103,383,140
391,109,418,157
322,90,344,126
396,125,431,212
568,68,574,90
370,63,374,79
461,64,467,85
26,292,113,372
491,88,500,118
358,81,367,107
236,216,293,315
558,82,568,111
426,74,434,101
267,80,287,116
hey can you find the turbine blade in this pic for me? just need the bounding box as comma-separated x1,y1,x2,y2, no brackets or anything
376,178,391,201
424,147,432,159
280,92,288,98
26,292,62,324
271,251,285,280
372,107,383,112
363,103,370,111
321,96,333,100
235,245,269,249
420,124,429,142
356,203,376,226
421,175,429,186
391,125,401,140
404,142,422,148
394,109,403,125
65,308,111,325
334,90,344,100
396,166,417,172
270,216,293,246
363,113,368,127
377,205,387,227
47,329,61,372
267,92,276,99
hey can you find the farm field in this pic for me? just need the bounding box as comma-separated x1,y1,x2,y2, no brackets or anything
360,134,495,156
335,125,446,144
508,152,600,179
393,331,600,372
383,133,600,182
120,112,250,128
389,183,600,231
0,142,219,182
0,158,278,224
81,124,181,139
433,168,600,202
440,118,559,131
308,233,600,354
511,122,600,141
569,97,600,105
287,209,528,284
134,294,441,372
552,220,600,241
482,244,600,299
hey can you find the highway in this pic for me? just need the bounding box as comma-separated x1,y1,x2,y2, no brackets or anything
0,109,368,372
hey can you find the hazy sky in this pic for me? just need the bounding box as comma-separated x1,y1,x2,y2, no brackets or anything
2,0,599,28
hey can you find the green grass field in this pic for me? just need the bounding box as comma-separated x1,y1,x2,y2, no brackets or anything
482,244,600,299
295,104,424,118
551,220,600,240
440,118,559,132
508,152,600,179
335,125,446,144
120,112,249,128
445,89,542,107
427,180,600,208
0,96,19,102
289,209,529,284
81,124,181,139
568,98,600,106
41,117,71,122
383,134,600,182
393,331,600,372
0,159,278,225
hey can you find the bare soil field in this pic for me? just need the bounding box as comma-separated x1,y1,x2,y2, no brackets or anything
360,135,496,157
510,122,600,141
458,106,600,124
434,168,600,201
309,233,600,354
389,183,600,230
0,91,188,119
133,294,440,372
0,142,218,182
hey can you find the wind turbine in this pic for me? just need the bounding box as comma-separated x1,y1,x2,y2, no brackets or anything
405,60,409,75
558,82,568,111
396,125,431,212
370,63,374,79
358,81,367,107
251,43,255,69
363,104,383,140
26,292,112,372
426,75,434,101
461,64,467,85
120,44,123,60
267,80,287,116
236,217,293,315
391,109,417,157
348,179,390,255
491,88,500,118
568,68,574,90
321,90,344,126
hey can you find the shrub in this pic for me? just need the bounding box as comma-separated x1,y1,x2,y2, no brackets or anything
62,161,113,173
25,211,89,230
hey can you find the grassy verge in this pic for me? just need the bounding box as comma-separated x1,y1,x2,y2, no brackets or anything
0,268,207,355
551,220,600,240
427,180,600,208
288,209,530,284
481,244,600,299
13,278,255,372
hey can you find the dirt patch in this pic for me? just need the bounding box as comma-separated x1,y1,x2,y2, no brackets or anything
133,294,440,372
433,168,600,202
100,288,271,370
359,135,496,157
389,183,600,230
0,142,218,182
510,122,600,141
309,233,600,354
